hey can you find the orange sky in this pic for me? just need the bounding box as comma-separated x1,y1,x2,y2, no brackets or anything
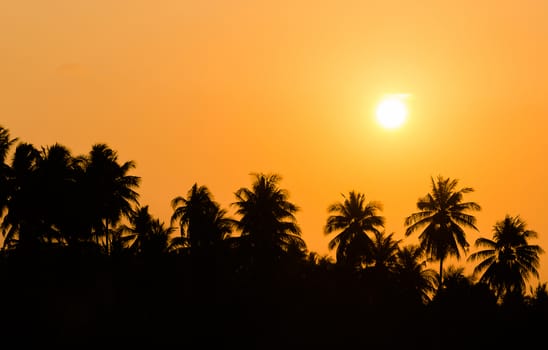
2,0,548,284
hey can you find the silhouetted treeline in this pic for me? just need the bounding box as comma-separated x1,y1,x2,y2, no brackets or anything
0,125,546,348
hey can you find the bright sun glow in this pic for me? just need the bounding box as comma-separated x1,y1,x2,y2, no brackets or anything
376,95,408,129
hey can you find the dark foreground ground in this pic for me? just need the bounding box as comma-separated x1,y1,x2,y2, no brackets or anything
1,255,545,349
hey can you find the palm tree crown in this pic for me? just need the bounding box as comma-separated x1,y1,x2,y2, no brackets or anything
81,144,140,254
171,183,234,252
232,173,305,263
395,245,438,304
324,191,385,267
1,143,41,250
121,205,176,258
0,126,18,247
369,231,401,271
0,126,17,215
467,214,544,299
404,176,480,285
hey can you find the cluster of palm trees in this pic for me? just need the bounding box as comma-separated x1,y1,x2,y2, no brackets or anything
0,124,545,306
326,175,544,304
0,127,140,255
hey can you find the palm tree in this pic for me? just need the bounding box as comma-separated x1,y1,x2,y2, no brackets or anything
0,126,17,219
527,282,548,311
360,230,402,306
118,205,154,253
395,245,438,305
0,126,17,164
35,143,79,245
467,215,544,300
1,143,41,251
121,205,176,258
80,144,140,254
431,265,490,311
232,173,305,267
143,219,176,258
171,183,234,253
368,231,401,271
324,191,384,268
404,175,480,286
440,265,471,290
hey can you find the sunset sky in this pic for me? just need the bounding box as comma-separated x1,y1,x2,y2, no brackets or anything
2,1,548,284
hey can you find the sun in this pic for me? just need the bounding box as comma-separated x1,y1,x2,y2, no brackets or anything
375,95,408,129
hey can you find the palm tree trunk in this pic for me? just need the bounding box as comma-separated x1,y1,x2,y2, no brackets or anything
439,258,444,288
105,218,109,255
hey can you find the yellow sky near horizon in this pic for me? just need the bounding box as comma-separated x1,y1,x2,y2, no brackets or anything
2,0,548,284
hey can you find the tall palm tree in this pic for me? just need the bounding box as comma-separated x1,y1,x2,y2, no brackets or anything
35,143,80,245
232,173,305,267
404,175,480,286
324,191,384,268
1,143,41,250
467,215,544,300
81,144,140,254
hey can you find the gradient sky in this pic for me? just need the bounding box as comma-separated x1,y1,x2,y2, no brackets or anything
2,0,548,284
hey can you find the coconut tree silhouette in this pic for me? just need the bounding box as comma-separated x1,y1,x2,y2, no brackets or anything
0,126,17,165
171,183,234,254
368,231,401,271
35,144,80,246
404,176,480,287
120,205,176,259
467,214,544,301
358,230,402,308
324,191,384,268
1,143,41,251
80,144,140,255
527,282,548,312
170,183,235,302
232,173,305,270
119,205,154,252
394,245,438,305
0,126,17,220
438,265,472,294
